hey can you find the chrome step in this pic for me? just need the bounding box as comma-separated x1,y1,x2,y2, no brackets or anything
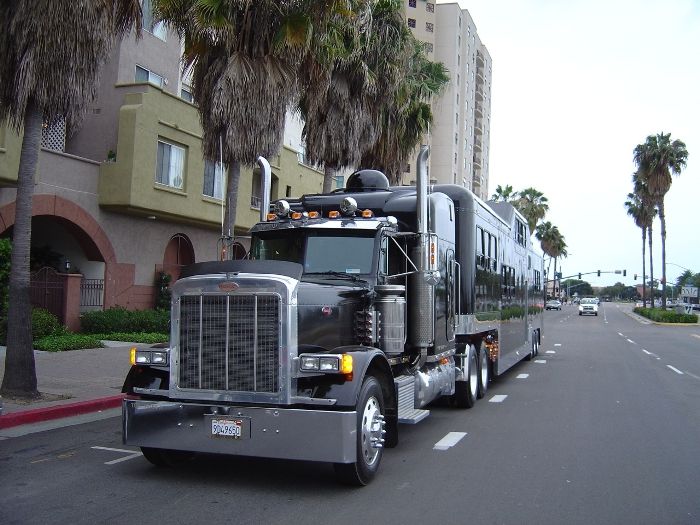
395,375,430,424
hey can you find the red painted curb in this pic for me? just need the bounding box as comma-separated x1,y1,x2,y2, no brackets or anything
0,394,125,429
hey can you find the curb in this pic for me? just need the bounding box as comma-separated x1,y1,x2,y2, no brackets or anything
0,394,124,430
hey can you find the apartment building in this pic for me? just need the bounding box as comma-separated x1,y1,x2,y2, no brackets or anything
0,14,323,328
403,0,492,200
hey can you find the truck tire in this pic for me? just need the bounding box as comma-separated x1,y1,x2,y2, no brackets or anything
477,343,489,399
334,376,385,486
141,447,195,467
451,345,477,408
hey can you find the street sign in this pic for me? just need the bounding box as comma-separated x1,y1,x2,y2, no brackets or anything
680,286,699,298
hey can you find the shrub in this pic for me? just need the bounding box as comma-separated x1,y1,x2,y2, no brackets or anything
95,332,168,344
32,308,66,339
81,307,169,334
634,307,698,324
34,334,104,352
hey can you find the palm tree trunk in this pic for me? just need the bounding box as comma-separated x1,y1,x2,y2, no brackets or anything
553,258,558,299
322,165,336,194
648,223,654,307
658,200,667,309
641,228,647,308
1,99,42,398
223,160,241,239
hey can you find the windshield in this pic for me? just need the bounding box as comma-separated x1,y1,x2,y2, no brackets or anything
581,298,596,304
250,229,376,275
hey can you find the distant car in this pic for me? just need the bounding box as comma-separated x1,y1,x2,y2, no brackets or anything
579,297,599,316
545,300,562,310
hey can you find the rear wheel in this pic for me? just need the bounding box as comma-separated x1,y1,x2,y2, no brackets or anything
334,376,385,486
141,447,195,467
477,343,489,399
451,345,477,408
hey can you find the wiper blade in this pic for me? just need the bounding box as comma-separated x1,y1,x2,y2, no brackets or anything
305,271,366,282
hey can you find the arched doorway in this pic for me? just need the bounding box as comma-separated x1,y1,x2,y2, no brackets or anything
162,233,195,282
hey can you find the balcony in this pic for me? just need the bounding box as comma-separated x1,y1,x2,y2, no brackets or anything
0,121,22,186
473,155,482,169
99,85,323,231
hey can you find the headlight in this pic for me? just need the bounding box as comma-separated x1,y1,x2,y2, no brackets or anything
299,354,353,374
130,347,169,366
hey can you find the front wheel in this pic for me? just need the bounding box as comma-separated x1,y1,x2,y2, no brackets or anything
451,345,478,408
334,376,385,486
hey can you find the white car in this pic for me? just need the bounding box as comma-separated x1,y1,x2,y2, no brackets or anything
579,297,599,316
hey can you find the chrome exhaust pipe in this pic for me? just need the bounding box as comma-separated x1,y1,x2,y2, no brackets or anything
257,156,271,222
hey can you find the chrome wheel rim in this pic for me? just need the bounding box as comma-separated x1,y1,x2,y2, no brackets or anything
361,396,383,466
480,349,488,387
469,347,478,398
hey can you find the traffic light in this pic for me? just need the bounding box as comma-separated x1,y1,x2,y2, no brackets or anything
623,270,626,277
597,270,601,277
578,273,581,279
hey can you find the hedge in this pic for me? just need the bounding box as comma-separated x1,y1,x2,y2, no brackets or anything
34,334,105,352
634,307,698,324
81,307,169,334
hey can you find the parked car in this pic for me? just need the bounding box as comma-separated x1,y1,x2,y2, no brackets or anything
579,297,599,316
545,299,562,310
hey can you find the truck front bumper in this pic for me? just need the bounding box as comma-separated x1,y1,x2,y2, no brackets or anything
123,398,358,463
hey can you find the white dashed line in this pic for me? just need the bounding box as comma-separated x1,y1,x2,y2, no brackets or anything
489,395,508,403
666,365,684,375
546,350,556,354
92,446,143,465
534,359,547,364
618,332,624,337
516,373,529,379
554,343,562,347
642,349,652,355
626,339,636,345
433,432,467,451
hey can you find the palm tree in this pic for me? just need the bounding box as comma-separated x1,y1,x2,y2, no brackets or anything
514,187,549,235
536,222,567,298
624,174,656,307
358,33,449,182
490,184,515,202
155,0,343,235
0,1,142,398
298,0,401,192
633,132,688,308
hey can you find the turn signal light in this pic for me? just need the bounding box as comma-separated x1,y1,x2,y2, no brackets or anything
308,211,320,219
328,211,340,219
361,209,374,218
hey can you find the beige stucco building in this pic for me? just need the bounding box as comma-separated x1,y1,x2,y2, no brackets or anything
0,18,323,326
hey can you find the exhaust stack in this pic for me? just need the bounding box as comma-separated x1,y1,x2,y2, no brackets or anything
407,146,435,355
257,156,271,222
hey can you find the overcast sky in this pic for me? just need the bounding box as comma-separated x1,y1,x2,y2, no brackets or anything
439,0,699,288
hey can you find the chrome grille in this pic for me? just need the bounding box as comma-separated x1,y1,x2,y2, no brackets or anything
178,294,280,393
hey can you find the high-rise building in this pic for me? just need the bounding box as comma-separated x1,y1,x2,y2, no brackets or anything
403,1,492,200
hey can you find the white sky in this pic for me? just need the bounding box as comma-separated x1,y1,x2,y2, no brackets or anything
439,0,700,287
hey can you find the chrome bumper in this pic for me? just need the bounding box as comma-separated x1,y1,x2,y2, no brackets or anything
122,398,357,463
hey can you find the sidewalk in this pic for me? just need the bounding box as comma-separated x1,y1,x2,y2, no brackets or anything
0,342,146,430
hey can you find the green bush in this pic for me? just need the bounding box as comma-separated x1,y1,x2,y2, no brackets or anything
634,307,698,323
34,334,104,352
32,308,66,339
81,307,169,334
94,332,168,344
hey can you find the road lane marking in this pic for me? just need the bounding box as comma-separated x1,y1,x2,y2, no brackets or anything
554,343,562,347
516,373,529,379
626,339,637,345
618,332,624,337
546,350,556,354
666,365,684,375
92,446,143,465
534,359,547,364
692,334,700,340
433,432,467,450
642,349,652,355
489,395,508,403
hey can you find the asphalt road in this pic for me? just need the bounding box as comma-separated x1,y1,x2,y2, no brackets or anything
1,303,699,525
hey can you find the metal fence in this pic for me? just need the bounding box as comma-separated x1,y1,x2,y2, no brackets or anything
80,278,104,309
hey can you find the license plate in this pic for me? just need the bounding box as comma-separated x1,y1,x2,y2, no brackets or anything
209,417,250,439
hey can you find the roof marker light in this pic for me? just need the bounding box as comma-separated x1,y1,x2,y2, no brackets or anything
361,209,374,218
329,210,340,219
308,211,320,219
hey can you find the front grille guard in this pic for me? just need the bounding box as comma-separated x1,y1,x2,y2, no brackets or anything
168,274,298,405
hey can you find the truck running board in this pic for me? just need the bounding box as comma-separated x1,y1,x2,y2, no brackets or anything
395,375,430,424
